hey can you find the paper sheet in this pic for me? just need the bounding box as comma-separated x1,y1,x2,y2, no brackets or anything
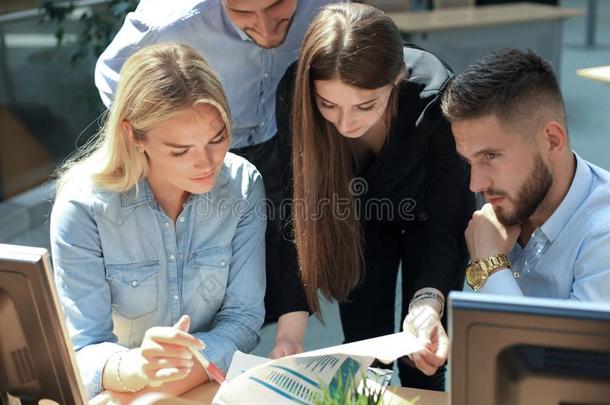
215,332,424,404
294,331,424,364
225,351,271,381
215,353,373,405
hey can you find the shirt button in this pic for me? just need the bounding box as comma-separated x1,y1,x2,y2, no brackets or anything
264,73,269,78
260,121,265,126
179,216,185,223
400,229,406,235
131,280,139,288
220,260,226,267
164,222,170,227
169,254,175,260
513,271,520,279
173,294,179,300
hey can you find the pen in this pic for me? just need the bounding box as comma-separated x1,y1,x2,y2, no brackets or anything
188,346,227,384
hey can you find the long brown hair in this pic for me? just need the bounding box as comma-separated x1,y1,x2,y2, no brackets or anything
292,3,405,313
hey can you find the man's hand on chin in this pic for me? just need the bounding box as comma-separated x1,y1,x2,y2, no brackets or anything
465,203,520,260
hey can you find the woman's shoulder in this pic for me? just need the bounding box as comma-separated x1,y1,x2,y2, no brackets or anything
402,45,454,96
54,172,124,217
214,152,264,200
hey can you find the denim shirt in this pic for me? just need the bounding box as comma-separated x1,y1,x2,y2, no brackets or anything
50,153,266,398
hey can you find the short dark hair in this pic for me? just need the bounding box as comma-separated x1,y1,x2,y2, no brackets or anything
441,49,566,132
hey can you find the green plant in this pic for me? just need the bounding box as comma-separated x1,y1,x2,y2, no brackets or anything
39,0,137,64
314,372,419,405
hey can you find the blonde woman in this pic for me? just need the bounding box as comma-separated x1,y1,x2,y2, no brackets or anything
50,43,265,400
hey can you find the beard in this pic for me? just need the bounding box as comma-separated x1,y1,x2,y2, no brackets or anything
490,153,553,226
244,18,292,49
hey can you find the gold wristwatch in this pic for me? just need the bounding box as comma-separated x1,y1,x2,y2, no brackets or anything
465,254,511,291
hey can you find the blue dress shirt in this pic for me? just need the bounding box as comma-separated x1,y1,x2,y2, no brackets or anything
50,153,266,398
94,0,339,149
479,153,610,301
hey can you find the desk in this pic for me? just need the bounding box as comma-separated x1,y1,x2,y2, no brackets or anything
178,382,449,404
387,3,582,74
577,65,610,84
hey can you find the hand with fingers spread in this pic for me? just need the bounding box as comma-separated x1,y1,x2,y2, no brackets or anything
402,305,449,376
103,315,205,392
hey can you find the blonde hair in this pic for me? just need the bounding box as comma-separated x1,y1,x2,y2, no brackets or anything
56,42,231,196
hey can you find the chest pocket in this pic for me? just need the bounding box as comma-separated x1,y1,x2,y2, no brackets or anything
192,245,231,303
105,260,159,319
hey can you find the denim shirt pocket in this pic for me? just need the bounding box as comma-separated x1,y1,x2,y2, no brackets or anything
105,260,159,319
192,245,231,303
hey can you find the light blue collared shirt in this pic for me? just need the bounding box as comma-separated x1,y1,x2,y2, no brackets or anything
94,0,339,149
50,153,266,398
479,153,610,301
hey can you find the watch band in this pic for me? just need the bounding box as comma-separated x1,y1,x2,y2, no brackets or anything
466,253,511,291
479,254,510,275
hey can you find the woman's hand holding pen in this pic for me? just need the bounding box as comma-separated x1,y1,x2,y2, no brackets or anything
137,315,205,386
104,315,205,392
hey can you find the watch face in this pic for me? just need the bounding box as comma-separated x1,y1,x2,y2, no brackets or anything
466,264,485,290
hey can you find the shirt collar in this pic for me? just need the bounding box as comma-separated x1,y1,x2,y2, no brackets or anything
120,176,224,213
539,152,592,243
121,178,155,208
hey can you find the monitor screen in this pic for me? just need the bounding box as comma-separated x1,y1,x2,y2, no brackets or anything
0,244,86,405
449,291,610,405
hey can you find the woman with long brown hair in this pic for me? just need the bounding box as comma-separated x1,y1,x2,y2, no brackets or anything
276,3,474,390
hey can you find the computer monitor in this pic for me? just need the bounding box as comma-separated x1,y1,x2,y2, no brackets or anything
449,291,610,405
0,244,86,405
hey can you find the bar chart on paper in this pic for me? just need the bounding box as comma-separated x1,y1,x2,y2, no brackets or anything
215,354,371,404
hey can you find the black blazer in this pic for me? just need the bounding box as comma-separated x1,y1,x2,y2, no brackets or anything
274,46,475,314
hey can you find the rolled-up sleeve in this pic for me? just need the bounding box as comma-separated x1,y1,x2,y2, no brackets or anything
50,194,125,398
194,171,267,372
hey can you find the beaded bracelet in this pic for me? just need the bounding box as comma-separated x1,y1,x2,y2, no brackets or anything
408,290,445,318
115,352,146,393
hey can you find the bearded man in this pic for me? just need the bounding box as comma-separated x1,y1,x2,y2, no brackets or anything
441,48,610,300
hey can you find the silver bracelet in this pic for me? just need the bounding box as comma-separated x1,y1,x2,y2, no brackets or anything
115,352,146,393
408,291,445,318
